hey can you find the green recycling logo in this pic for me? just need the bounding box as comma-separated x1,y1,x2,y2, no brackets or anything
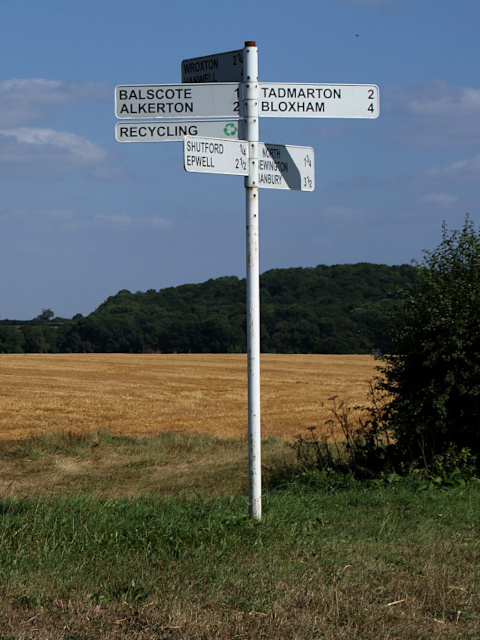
223,123,237,137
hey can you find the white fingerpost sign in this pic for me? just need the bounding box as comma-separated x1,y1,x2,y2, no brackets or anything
115,83,242,119
259,83,379,118
257,143,315,191
114,42,380,522
181,49,244,83
184,136,249,175
116,120,245,143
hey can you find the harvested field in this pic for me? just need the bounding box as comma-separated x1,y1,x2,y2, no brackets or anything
0,354,377,441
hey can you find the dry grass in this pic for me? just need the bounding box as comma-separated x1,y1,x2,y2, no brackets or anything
0,354,377,442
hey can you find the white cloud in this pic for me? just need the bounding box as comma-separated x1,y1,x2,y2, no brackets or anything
418,193,459,207
423,154,480,183
405,82,480,119
0,207,79,230
0,127,107,163
93,214,173,230
384,80,480,148
0,127,108,178
344,0,396,4
0,78,113,179
95,214,132,227
149,216,173,229
44,209,77,221
1,207,172,233
90,166,133,182
322,205,366,217
0,78,110,127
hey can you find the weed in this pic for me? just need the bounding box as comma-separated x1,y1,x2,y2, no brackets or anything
284,391,480,492
280,387,395,484
415,445,480,490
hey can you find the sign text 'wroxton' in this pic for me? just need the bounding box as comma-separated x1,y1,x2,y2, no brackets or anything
181,49,243,83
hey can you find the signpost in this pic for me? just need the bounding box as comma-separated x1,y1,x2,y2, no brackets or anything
116,120,245,143
114,42,379,522
181,49,243,83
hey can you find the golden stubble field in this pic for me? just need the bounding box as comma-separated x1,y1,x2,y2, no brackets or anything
0,354,377,442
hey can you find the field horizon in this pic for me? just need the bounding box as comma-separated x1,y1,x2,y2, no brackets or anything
0,353,377,442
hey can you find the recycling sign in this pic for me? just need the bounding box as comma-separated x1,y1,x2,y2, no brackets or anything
116,119,244,142
224,122,238,137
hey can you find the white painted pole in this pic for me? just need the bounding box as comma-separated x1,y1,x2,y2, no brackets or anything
243,41,261,521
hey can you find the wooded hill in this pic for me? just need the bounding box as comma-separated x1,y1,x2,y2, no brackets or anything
0,263,418,354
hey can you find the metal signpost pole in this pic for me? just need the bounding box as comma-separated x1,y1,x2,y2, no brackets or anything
243,42,262,521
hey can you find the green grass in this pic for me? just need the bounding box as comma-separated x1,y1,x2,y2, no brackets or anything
0,430,290,500
0,433,479,639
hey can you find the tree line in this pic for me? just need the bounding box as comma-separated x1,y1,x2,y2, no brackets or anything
0,262,418,354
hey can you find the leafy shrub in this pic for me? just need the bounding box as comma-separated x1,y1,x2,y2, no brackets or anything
378,217,480,469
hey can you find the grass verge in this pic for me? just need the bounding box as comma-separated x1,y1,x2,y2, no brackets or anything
0,430,290,500
0,432,479,639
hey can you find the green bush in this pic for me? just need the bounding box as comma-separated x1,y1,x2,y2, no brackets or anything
378,217,480,469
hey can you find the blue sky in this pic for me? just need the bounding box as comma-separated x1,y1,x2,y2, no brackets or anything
0,0,479,319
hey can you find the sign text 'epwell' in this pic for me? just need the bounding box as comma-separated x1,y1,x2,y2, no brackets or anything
184,136,249,176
